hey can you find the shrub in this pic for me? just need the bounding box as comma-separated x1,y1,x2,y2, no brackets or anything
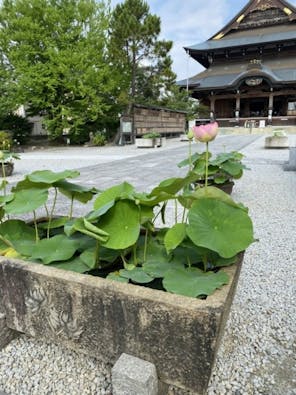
143,131,161,139
92,133,107,146
0,114,33,145
0,131,12,150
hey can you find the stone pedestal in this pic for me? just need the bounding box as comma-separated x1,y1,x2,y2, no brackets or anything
284,147,296,171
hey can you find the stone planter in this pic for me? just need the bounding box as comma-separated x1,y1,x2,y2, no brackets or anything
195,180,234,195
0,162,14,177
155,137,162,147
0,254,243,394
265,136,289,148
136,138,155,148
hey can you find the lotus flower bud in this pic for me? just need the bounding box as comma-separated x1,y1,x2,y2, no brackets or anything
192,122,218,143
0,151,4,160
187,129,194,140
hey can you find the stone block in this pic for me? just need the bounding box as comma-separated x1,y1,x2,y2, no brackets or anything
0,255,243,394
112,353,158,395
265,136,289,148
284,147,296,171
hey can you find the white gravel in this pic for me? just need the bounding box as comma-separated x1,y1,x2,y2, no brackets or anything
207,136,296,395
0,136,296,395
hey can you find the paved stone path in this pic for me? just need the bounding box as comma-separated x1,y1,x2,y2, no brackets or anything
76,135,259,191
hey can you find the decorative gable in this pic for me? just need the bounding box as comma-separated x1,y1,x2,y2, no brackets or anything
211,0,296,40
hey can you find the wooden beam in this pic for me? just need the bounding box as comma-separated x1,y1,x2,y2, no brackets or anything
211,90,296,100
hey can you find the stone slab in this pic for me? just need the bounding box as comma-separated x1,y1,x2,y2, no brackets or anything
265,136,289,148
0,255,243,394
112,353,158,395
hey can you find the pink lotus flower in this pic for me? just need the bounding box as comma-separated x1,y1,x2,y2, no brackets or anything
192,122,218,143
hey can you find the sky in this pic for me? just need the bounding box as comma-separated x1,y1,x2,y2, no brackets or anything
110,0,296,80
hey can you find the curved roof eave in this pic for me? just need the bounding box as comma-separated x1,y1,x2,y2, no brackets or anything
185,30,296,53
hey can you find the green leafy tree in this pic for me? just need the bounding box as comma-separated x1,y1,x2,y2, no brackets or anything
160,85,210,120
109,0,175,139
0,0,115,142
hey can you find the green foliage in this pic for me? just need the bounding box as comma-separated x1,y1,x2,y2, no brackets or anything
142,132,161,139
0,114,33,145
0,0,115,142
0,131,12,150
0,164,254,298
92,133,107,146
178,150,247,185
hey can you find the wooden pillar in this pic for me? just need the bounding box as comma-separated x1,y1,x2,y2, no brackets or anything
210,96,216,121
268,91,274,125
235,92,241,124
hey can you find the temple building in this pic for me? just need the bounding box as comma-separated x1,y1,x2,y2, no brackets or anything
178,0,296,126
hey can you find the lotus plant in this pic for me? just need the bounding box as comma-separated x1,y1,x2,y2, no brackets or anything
192,122,218,188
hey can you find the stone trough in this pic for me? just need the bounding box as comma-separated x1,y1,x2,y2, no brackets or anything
0,255,243,394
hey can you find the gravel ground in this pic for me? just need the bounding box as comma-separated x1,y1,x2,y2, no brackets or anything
0,136,295,394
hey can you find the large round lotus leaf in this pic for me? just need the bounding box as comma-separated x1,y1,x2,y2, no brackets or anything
163,267,229,297
30,235,78,264
187,199,253,258
0,219,35,250
28,170,79,184
4,188,48,214
98,200,140,250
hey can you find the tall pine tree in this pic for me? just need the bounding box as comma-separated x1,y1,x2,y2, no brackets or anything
109,0,175,140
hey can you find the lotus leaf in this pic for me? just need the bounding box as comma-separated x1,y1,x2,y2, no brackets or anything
187,199,253,258
28,169,79,184
107,272,129,283
98,200,140,250
164,223,187,254
94,182,134,210
30,235,78,264
50,257,90,273
119,268,154,284
0,220,35,250
163,267,229,297
4,188,48,214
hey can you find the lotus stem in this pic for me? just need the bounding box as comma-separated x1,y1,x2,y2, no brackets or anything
188,138,193,171
0,235,14,248
202,255,208,272
33,210,39,243
95,240,100,268
205,142,209,189
143,228,148,262
174,198,178,224
121,253,129,270
47,187,58,238
133,244,137,266
69,196,74,219
1,162,6,197
181,206,186,223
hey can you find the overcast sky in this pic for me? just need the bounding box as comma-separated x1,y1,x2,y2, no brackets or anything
110,0,296,80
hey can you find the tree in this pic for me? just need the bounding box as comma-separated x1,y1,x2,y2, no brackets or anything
108,0,175,140
160,85,210,121
0,0,115,142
